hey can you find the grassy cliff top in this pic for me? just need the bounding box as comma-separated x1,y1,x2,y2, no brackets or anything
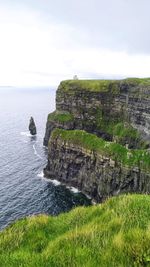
48,111,74,123
0,194,150,267
58,79,120,93
51,129,150,172
58,78,150,93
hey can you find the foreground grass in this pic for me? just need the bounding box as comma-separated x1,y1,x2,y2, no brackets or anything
51,128,150,172
0,194,150,267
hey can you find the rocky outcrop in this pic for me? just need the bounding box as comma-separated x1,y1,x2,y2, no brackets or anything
43,111,74,146
44,129,150,202
29,117,37,135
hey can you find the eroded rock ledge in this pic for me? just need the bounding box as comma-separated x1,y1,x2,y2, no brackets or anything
44,129,150,202
43,79,150,202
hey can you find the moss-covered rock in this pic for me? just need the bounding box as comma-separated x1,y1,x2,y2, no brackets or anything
48,111,74,123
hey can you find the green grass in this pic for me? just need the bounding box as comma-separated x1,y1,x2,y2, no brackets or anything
112,123,139,139
51,128,150,172
0,194,150,267
58,78,150,93
48,111,74,123
111,122,149,148
58,79,121,93
95,112,140,141
124,77,150,86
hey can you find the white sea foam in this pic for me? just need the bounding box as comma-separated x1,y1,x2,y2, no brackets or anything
20,131,32,137
32,145,43,159
68,186,80,193
37,173,61,186
50,179,61,186
37,173,92,202
69,185,92,199
67,187,92,200
37,171,44,178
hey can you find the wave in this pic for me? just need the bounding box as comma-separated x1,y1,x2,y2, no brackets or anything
20,131,33,137
37,172,92,199
68,186,93,199
50,179,61,186
37,172,79,192
37,171,44,178
32,145,43,160
68,187,80,193
37,171,61,186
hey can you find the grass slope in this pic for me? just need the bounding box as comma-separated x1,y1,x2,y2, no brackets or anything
0,195,150,267
51,129,150,172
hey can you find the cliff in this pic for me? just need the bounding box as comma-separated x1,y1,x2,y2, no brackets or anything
44,128,150,202
1,194,150,266
44,79,150,201
44,79,150,148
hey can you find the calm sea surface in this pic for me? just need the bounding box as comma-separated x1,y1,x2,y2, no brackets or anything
0,87,91,230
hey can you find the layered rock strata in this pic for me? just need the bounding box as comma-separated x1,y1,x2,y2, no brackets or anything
44,129,150,202
43,79,150,201
44,79,150,148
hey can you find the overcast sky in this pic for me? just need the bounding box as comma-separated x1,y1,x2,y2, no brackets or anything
0,0,150,86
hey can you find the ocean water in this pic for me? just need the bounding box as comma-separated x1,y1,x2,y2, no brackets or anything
0,87,91,230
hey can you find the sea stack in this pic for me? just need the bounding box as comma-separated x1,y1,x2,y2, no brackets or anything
29,117,37,135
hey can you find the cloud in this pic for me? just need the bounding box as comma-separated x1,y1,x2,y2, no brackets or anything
13,0,150,54
0,1,150,86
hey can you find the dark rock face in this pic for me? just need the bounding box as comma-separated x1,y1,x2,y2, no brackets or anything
44,80,150,148
44,136,150,202
43,118,74,146
29,117,37,135
43,79,150,202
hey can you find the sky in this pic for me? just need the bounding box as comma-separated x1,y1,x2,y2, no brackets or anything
0,0,150,86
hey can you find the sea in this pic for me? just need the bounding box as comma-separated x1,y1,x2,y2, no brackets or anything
0,87,91,230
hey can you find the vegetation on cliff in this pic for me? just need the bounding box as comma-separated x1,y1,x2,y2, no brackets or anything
95,113,142,148
58,79,120,93
51,128,150,172
58,78,150,94
0,194,150,267
112,122,139,139
52,78,150,148
48,111,74,123
124,77,150,86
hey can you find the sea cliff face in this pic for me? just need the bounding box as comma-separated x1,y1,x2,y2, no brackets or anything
44,129,150,202
44,79,150,201
44,79,150,148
